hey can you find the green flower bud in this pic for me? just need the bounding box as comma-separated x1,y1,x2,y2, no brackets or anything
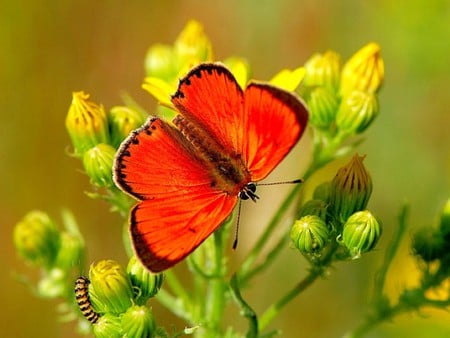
145,44,175,80
340,42,384,97
121,305,156,338
109,106,146,148
93,313,122,338
13,211,60,268
65,91,109,157
82,144,116,187
312,181,331,202
336,90,379,135
89,260,133,315
127,256,164,304
54,231,84,271
341,210,381,258
290,215,330,254
330,155,373,224
297,199,328,220
303,50,341,92
412,227,445,262
307,87,339,130
173,20,213,68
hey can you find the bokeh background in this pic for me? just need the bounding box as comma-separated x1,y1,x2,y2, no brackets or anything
2,0,449,337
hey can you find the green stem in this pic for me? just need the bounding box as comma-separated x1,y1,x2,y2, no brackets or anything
238,183,302,281
258,267,320,331
373,203,409,300
200,229,227,337
259,242,338,331
155,288,192,323
164,269,192,311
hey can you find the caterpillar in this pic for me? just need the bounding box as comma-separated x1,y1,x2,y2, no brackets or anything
74,276,100,324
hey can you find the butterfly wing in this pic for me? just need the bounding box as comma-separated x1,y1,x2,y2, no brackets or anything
171,63,308,182
242,82,308,181
114,117,237,272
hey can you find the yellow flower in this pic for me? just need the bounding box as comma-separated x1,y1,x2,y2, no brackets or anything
142,20,214,118
340,42,384,97
303,50,341,92
88,260,133,314
336,90,379,135
65,91,109,156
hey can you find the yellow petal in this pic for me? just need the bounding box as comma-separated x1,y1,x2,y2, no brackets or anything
142,77,176,110
269,67,306,91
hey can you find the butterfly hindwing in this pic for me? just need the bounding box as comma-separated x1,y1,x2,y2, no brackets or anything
131,190,237,272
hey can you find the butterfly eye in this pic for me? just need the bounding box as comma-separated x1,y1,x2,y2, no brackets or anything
239,183,259,202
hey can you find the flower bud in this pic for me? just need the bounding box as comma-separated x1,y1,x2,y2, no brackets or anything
412,227,445,262
127,256,164,304
37,267,65,298
173,20,213,69
341,210,381,258
336,90,379,135
329,155,373,224
145,44,175,80
66,91,109,157
83,144,116,187
312,181,331,202
290,215,330,254
340,42,384,97
13,210,60,268
108,106,146,148
439,199,450,243
54,231,84,271
121,305,156,338
307,87,339,130
93,313,122,338
89,260,133,315
303,50,341,92
296,199,328,220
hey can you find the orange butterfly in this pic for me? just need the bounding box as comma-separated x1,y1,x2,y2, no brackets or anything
114,63,308,272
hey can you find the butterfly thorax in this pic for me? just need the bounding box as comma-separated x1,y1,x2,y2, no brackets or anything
174,114,251,196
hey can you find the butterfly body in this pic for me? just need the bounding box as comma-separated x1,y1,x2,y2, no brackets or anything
114,63,308,272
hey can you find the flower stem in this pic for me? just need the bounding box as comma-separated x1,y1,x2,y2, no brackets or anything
198,228,227,337
373,203,409,300
258,267,320,331
259,241,338,331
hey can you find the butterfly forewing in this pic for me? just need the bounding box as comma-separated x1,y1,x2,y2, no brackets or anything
114,117,238,272
242,83,308,181
171,63,308,182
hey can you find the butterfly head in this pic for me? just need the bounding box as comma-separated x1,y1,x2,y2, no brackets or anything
239,182,259,202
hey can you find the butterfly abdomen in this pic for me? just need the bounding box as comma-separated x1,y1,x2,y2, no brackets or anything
173,114,250,194
75,276,100,324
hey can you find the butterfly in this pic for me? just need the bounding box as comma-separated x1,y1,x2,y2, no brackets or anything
114,62,308,272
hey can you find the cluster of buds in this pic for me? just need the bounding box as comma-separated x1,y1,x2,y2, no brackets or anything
79,259,163,338
291,154,381,259
65,91,147,188
13,210,84,298
300,42,384,136
143,20,307,117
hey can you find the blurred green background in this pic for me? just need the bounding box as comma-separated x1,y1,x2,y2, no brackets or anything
2,0,449,337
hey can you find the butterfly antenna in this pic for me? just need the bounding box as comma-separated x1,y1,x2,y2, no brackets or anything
232,199,243,250
257,178,303,186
